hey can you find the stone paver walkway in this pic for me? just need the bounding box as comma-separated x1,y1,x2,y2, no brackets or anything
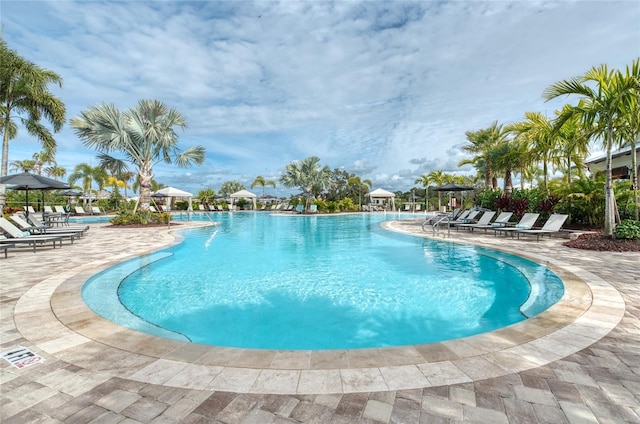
1,217,639,423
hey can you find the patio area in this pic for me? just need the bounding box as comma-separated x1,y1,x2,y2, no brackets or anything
1,218,639,423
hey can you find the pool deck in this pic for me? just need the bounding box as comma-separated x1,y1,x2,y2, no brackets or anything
1,218,639,423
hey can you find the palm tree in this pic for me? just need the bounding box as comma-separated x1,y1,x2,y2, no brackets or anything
45,165,67,181
70,99,205,212
427,170,448,209
460,122,508,189
0,39,66,210
544,62,639,236
280,156,331,210
197,188,216,209
618,59,640,220
347,176,372,208
508,112,558,192
32,150,55,176
553,106,590,184
250,175,276,197
9,159,36,172
68,163,107,206
219,180,245,198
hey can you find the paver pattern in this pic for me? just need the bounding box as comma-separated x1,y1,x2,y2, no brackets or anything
1,217,639,423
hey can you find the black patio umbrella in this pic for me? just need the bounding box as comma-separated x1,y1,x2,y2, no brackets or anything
61,190,81,212
0,172,70,218
432,183,475,192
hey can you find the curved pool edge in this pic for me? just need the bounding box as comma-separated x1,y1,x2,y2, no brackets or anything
12,218,626,394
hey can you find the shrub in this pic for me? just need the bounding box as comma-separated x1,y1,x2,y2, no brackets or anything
475,189,503,210
615,220,640,239
109,211,172,226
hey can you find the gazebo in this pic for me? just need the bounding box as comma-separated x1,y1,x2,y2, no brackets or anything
155,186,193,211
230,189,257,210
366,188,396,211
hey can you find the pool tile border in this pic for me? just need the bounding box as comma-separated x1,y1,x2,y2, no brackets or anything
12,220,626,394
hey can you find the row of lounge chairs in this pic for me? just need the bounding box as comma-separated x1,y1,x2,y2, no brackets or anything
425,208,569,241
0,212,90,255
26,205,104,215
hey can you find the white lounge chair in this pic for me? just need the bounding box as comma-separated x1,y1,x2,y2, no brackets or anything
54,205,67,214
493,213,540,237
91,206,102,215
516,214,569,241
75,206,87,215
456,211,496,231
465,211,513,233
0,217,65,252
43,205,54,214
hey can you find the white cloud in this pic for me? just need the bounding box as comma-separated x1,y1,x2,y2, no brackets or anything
1,0,638,196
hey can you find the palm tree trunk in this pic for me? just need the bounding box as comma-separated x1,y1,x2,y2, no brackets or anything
504,169,513,195
604,128,615,236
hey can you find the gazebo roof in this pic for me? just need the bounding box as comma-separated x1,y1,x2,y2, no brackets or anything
230,189,257,198
366,188,395,198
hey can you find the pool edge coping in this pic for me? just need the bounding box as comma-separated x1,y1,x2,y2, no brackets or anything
12,219,626,394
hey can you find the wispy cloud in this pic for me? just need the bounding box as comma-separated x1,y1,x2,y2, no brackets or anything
2,0,638,195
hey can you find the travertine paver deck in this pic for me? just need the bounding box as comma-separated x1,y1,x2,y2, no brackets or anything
1,216,639,423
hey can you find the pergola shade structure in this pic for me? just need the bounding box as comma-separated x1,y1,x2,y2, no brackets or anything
230,189,257,210
365,188,396,211
155,187,194,211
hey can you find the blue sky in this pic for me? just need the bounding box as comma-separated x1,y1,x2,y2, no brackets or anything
2,1,639,197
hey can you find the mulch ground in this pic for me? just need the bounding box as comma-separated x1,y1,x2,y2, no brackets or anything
563,232,640,252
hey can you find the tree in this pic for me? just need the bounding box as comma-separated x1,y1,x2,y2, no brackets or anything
219,180,245,198
347,176,372,208
68,163,107,206
9,159,36,172
427,170,448,209
45,165,66,181
0,38,66,210
618,59,640,221
32,150,55,176
459,122,508,189
553,106,590,184
280,156,332,210
508,112,557,192
544,62,639,236
197,188,216,208
250,175,276,197
70,99,205,212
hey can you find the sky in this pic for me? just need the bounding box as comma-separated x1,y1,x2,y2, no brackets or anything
1,0,639,197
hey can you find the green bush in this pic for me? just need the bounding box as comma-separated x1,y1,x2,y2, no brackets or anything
615,219,640,239
109,211,172,226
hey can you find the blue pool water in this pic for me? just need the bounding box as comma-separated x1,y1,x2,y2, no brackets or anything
82,212,564,350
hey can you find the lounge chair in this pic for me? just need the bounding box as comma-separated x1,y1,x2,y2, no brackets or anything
75,206,87,215
0,240,15,258
493,213,540,237
54,205,67,214
415,204,421,212
198,204,206,211
43,205,54,214
465,211,513,233
91,206,102,215
516,214,569,241
295,204,304,213
455,211,496,231
17,214,84,241
0,217,65,252
25,214,89,236
149,205,158,212
309,204,318,213
450,210,481,226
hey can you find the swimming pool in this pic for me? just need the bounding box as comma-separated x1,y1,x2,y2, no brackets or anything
82,213,564,350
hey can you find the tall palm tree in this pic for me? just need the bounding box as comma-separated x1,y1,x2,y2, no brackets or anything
250,175,276,197
69,163,107,206
618,59,640,220
427,170,448,209
544,63,639,236
45,165,67,181
553,106,590,184
9,159,36,172
460,122,508,189
280,156,331,210
70,99,205,212
508,112,558,192
32,150,55,176
0,38,66,210
347,176,372,208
